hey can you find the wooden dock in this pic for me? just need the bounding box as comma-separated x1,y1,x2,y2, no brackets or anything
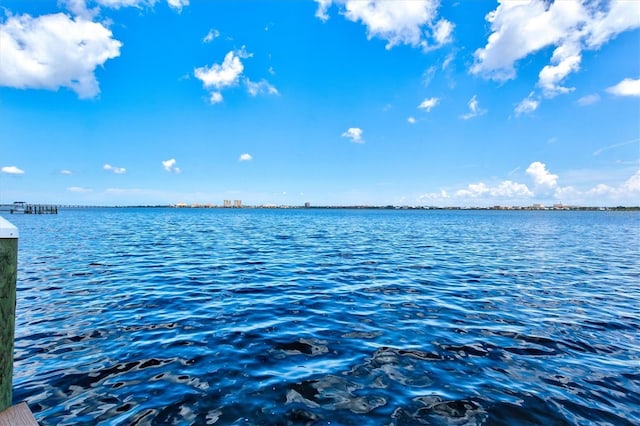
0,218,38,424
0,403,38,425
0,203,57,214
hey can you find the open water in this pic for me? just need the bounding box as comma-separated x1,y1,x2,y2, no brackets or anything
8,208,640,425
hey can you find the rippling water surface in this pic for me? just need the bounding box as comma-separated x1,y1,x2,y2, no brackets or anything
9,208,640,425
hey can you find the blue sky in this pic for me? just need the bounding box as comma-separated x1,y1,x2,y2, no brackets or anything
1,0,639,207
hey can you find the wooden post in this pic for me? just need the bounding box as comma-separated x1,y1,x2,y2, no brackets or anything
0,217,18,412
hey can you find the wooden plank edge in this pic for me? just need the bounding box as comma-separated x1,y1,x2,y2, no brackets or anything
0,402,38,426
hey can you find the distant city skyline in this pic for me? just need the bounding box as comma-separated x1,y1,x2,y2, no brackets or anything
1,0,639,207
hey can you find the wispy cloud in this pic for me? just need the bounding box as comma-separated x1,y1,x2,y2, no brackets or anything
461,95,486,120
245,79,278,96
442,52,455,70
106,187,146,195
81,0,189,12
577,93,600,106
60,169,74,175
514,92,539,116
209,92,223,104
162,158,181,173
593,138,640,156
418,97,439,112
103,164,126,174
1,165,25,175
67,186,92,193
422,66,437,87
407,116,416,124
342,127,364,143
202,28,220,43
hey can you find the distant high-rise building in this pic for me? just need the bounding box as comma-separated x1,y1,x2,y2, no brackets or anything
234,200,242,208
305,202,310,208
223,199,231,208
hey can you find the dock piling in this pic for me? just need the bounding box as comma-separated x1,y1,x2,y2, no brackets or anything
0,217,18,412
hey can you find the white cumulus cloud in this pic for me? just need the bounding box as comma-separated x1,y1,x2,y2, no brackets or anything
418,97,439,112
342,127,364,143
606,78,640,97
314,0,453,51
537,41,582,96
407,116,416,124
461,95,486,120
104,164,126,174
61,0,99,19
0,13,122,99
432,18,453,45
419,166,639,207
194,47,276,104
587,183,615,196
195,48,247,90
418,189,449,203
564,170,640,205
621,170,640,193
1,166,25,175
526,161,558,188
162,158,180,173
315,0,333,21
239,153,253,161
471,0,640,98
165,0,188,12
454,180,533,199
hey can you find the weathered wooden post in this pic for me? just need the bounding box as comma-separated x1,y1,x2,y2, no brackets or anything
0,216,18,411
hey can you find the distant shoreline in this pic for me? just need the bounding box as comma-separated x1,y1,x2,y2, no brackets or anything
3,204,638,211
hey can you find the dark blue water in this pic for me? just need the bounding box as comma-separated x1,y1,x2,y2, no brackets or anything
8,208,640,425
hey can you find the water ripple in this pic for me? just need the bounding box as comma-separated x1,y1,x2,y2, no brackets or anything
9,209,640,425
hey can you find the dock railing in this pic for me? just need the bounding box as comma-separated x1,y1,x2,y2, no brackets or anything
0,217,18,411
0,204,57,214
